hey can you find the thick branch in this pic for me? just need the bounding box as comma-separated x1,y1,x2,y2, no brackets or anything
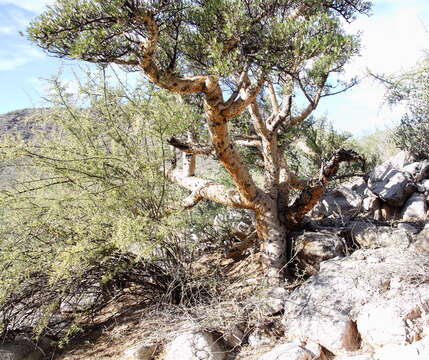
138,13,207,94
221,75,265,119
267,78,293,132
285,75,328,128
168,169,253,209
204,80,259,205
167,137,213,156
248,100,269,139
285,149,365,225
267,80,280,114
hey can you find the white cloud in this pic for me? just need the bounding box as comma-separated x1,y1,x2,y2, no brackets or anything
0,56,27,71
0,44,44,72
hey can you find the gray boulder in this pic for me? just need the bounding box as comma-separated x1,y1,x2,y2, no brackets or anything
401,193,428,221
293,231,345,275
310,179,366,219
403,160,429,182
397,222,420,234
368,165,414,207
383,151,416,169
349,221,411,249
282,247,429,355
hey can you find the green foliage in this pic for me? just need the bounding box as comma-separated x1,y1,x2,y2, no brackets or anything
381,58,429,159
0,68,219,342
28,0,370,82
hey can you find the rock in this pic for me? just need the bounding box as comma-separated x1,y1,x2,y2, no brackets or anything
259,343,315,360
213,209,253,234
349,222,411,249
403,160,429,182
248,331,272,348
414,223,429,252
401,194,428,221
293,231,345,275
263,287,287,314
356,304,407,348
223,326,245,348
60,291,98,313
397,222,420,234
420,179,429,193
0,343,43,360
164,331,225,360
282,248,429,355
368,166,414,207
385,151,416,169
362,194,381,214
122,342,158,360
373,341,427,360
310,183,364,219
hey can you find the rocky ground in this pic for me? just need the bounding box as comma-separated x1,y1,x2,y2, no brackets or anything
1,143,428,359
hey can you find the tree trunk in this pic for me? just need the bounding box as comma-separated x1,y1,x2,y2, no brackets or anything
255,197,287,285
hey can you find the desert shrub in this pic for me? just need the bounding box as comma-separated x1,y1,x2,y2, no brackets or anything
0,68,227,344
381,58,429,159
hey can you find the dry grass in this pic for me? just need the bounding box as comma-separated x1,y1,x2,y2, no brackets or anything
51,248,287,360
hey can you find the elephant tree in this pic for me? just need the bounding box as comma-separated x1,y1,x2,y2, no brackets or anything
28,0,370,284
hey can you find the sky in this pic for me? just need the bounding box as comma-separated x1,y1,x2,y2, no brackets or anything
0,1,429,136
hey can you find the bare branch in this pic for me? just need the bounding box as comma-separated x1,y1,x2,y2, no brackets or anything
249,100,269,138
285,149,365,225
267,78,293,131
167,137,213,156
167,169,253,209
234,138,262,148
221,75,265,119
267,80,280,113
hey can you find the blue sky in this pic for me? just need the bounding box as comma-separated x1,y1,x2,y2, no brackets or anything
0,0,429,135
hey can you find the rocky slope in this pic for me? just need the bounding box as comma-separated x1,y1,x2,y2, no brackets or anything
0,110,427,360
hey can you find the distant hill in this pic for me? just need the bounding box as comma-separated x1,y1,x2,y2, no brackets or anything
0,108,48,140
0,108,50,188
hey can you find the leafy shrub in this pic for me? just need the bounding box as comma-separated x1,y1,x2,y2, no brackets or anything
0,68,224,344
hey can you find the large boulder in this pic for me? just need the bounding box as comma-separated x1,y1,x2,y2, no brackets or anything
282,247,429,356
368,165,415,207
348,221,411,249
310,179,366,219
400,193,428,221
292,231,345,275
403,160,429,182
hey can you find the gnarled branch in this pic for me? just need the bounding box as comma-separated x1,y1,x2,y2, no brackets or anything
285,149,365,225
167,169,254,209
167,137,213,156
